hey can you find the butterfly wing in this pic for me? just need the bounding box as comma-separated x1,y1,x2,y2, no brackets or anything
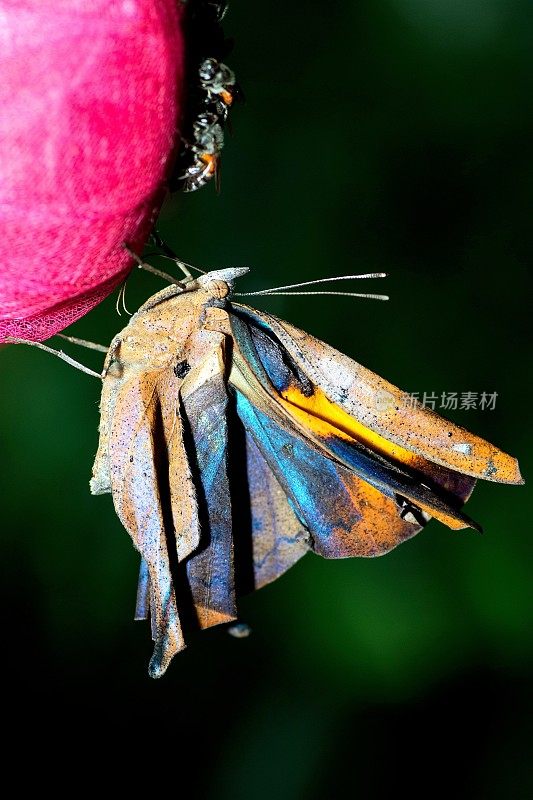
234,387,429,557
107,370,190,677
231,305,522,485
95,319,238,675
134,557,151,621
238,420,310,589
226,310,481,532
179,334,237,630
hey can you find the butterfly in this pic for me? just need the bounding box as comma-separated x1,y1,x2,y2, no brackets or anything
82,251,522,678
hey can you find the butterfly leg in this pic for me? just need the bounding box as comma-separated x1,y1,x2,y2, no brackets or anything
123,243,184,285
4,337,102,379
55,333,108,353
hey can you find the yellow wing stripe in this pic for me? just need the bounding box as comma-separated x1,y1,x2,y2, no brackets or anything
281,385,419,466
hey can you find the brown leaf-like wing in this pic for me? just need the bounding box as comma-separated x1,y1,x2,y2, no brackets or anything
108,371,188,677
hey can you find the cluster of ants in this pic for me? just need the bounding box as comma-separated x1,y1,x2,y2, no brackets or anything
172,0,238,192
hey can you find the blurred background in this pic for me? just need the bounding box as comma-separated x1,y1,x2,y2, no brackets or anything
1,0,531,794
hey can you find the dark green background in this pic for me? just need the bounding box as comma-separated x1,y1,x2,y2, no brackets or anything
1,1,531,794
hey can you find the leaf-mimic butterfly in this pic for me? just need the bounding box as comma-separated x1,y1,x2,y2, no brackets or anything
80,251,522,677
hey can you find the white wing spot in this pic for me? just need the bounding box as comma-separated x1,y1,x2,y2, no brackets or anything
452,443,472,455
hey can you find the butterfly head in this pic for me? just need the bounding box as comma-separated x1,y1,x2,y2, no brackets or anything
196,267,250,299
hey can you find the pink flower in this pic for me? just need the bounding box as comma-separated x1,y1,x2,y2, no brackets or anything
0,0,185,341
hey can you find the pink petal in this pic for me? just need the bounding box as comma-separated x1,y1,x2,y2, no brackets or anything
0,0,185,341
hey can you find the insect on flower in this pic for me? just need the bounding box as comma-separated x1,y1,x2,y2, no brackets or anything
198,57,236,118
6,245,523,678
178,111,225,192
171,2,239,193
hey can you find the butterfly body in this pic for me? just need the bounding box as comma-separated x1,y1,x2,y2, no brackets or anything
91,270,522,677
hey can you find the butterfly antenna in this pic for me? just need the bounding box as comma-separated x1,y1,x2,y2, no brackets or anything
235,273,389,301
248,290,389,301
4,338,103,379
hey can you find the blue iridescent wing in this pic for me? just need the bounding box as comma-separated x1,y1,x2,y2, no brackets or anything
237,415,309,588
